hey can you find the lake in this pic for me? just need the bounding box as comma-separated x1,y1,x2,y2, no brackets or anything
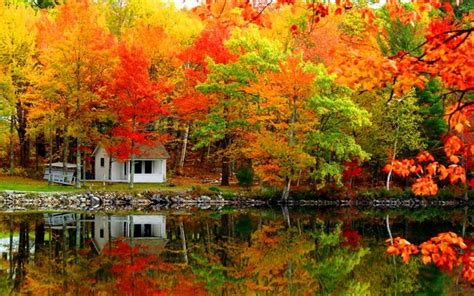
0,207,472,295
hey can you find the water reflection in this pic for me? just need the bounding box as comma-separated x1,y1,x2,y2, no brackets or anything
0,208,471,295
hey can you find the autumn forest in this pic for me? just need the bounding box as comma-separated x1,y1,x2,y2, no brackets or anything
0,0,473,294
0,0,472,199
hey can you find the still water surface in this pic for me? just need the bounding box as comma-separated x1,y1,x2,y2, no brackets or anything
0,207,472,295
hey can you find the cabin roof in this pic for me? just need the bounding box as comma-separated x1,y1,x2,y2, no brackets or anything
93,144,170,159
134,144,170,159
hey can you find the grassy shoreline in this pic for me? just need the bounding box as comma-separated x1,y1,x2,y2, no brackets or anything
1,176,473,201
0,176,197,193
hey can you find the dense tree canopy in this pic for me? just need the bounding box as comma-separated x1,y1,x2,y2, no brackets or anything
0,0,472,197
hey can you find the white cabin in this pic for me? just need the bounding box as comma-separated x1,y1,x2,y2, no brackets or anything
93,215,167,253
92,145,169,183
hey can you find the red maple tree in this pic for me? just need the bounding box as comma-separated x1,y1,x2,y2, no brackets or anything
105,43,169,187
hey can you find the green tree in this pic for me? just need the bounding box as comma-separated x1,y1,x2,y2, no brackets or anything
356,93,426,189
195,26,282,186
416,78,447,150
246,59,370,199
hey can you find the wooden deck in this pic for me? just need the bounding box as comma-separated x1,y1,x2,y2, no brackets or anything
44,172,76,186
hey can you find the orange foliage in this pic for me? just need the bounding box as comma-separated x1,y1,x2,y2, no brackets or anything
445,104,473,133
416,151,435,163
411,177,438,196
244,56,316,186
385,129,471,196
420,232,467,270
334,2,473,99
387,232,474,283
105,43,170,161
386,237,419,263
301,15,345,67
170,275,209,296
104,239,169,296
191,0,272,27
173,23,235,121
444,135,464,157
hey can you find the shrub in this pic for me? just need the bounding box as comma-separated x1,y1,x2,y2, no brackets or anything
222,191,235,200
261,185,280,199
208,186,222,192
467,190,474,199
236,166,253,187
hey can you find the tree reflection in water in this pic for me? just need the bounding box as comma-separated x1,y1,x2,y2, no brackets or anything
0,208,471,295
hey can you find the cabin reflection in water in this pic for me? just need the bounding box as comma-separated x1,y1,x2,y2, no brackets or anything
93,215,167,253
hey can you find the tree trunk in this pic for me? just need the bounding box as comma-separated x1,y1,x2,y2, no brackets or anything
179,221,189,264
62,219,68,293
462,206,468,237
108,156,112,181
282,205,291,228
63,130,69,181
34,221,45,263
9,114,15,176
288,260,294,296
221,136,231,186
19,137,29,168
221,155,230,186
129,216,136,295
9,217,13,279
460,132,469,201
75,214,81,264
282,100,297,200
386,215,394,245
129,154,135,189
199,146,206,164
386,137,398,191
76,136,82,188
35,134,46,171
281,177,291,201
17,101,29,168
129,118,136,189
108,215,112,252
48,126,53,185
75,59,82,189
178,121,190,174
82,157,86,181
15,222,29,289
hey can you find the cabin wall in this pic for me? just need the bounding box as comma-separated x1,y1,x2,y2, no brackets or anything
94,216,110,251
111,161,125,181
162,159,167,182
94,147,109,181
94,147,167,183
108,215,166,238
125,159,166,183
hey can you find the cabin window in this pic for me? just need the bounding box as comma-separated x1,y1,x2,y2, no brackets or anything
131,224,153,238
134,224,142,237
144,161,153,174
124,162,127,175
134,161,142,174
144,224,152,237
100,158,105,167
100,229,104,238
